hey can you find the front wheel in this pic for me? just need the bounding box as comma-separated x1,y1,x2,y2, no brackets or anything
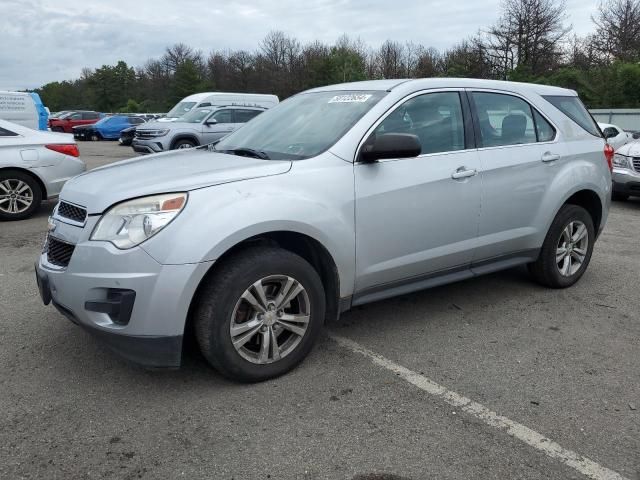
528,204,595,288
194,247,325,382
173,139,196,150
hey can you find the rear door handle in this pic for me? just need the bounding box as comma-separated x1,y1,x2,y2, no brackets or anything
541,152,561,163
451,167,478,180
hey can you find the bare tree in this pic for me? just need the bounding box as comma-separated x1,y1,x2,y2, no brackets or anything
592,0,640,62
486,0,571,77
375,40,405,78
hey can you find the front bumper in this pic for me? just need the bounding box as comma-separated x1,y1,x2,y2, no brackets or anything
132,139,165,154
612,168,640,197
35,217,213,367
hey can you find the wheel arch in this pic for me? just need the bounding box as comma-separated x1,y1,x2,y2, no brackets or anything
170,135,200,150
561,188,603,235
185,230,342,341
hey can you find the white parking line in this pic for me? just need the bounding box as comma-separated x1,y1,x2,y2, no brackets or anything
330,334,629,480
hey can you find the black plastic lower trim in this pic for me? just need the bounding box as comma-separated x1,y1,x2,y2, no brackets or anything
52,300,182,369
613,180,640,196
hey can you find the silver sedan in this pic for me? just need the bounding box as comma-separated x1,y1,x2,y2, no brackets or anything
0,119,85,220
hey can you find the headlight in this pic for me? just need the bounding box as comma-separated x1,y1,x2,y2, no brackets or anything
145,129,170,138
613,153,631,169
91,193,187,249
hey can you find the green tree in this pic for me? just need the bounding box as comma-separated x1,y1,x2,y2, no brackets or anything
170,59,203,105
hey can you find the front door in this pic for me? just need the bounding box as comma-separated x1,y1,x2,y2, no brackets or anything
354,90,482,293
201,109,235,144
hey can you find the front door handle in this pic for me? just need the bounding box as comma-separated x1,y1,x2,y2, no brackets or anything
541,152,561,163
451,167,478,180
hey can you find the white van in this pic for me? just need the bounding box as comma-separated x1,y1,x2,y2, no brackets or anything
0,91,49,131
159,92,279,122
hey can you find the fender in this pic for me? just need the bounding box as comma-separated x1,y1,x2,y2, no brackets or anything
141,154,357,298
535,157,610,244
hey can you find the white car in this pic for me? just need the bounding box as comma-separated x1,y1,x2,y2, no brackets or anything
598,122,632,151
0,119,86,220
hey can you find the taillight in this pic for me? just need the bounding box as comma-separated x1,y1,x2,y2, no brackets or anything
604,143,614,171
46,144,79,157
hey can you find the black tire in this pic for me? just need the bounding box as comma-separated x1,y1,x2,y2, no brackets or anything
90,132,101,141
612,192,628,202
51,127,64,133
0,170,42,221
173,139,196,150
194,246,325,382
528,204,595,288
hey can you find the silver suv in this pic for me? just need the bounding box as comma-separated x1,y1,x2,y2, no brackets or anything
35,79,612,382
132,106,265,154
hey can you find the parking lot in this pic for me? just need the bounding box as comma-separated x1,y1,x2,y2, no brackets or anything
0,141,639,480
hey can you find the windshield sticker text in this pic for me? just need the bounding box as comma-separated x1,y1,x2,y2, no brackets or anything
328,94,372,104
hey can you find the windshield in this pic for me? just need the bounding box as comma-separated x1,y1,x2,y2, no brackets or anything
215,91,386,160
166,101,197,119
179,108,214,123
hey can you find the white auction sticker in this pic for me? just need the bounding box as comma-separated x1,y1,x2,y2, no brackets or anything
328,94,372,103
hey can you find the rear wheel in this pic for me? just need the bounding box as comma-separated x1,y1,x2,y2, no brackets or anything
194,246,325,382
173,139,196,150
528,204,594,288
0,170,42,221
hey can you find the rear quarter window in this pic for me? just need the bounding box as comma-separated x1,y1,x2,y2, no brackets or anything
542,95,601,137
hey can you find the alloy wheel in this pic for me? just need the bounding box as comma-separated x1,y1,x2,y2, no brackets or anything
230,275,310,364
0,179,34,214
556,220,589,277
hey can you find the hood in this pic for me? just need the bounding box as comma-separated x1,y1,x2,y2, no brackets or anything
60,148,292,214
617,140,640,157
138,120,194,131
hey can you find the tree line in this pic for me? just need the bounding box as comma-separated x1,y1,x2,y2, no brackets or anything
35,0,640,112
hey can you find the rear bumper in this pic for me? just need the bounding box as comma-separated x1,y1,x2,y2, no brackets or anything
612,168,640,196
32,159,86,199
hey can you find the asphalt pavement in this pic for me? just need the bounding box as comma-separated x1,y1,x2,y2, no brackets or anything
1,141,638,480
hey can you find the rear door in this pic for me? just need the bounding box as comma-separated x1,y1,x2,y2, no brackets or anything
468,90,562,262
354,90,482,293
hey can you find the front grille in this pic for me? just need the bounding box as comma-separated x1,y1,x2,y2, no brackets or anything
135,130,155,139
633,157,640,172
46,237,75,268
57,201,87,223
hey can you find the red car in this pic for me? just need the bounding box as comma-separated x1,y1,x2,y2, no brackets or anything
49,111,103,133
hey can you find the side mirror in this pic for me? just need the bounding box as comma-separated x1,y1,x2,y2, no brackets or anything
205,119,218,126
360,133,422,162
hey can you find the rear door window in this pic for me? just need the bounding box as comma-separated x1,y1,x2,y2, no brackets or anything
471,92,541,147
542,95,601,137
234,109,262,123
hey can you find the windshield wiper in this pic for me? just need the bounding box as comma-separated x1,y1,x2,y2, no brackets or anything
220,147,270,160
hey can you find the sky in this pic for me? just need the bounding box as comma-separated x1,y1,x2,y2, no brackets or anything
0,0,599,91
